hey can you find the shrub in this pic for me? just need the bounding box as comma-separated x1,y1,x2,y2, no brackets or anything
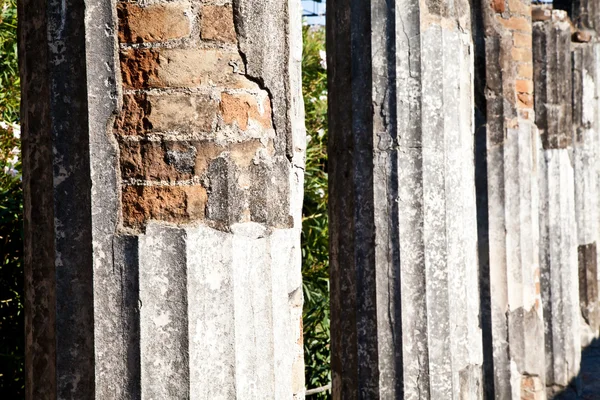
301,24,330,398
0,0,23,396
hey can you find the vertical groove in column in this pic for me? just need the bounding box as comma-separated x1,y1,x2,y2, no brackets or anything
94,236,141,399
329,0,482,397
185,224,303,400
231,224,275,398
186,226,235,399
572,43,600,347
139,224,189,399
534,10,581,395
479,1,547,398
372,0,402,398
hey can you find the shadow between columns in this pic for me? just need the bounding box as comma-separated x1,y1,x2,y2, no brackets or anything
553,337,600,399
472,0,495,398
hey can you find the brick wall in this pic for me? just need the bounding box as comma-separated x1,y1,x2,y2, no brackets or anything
115,1,290,231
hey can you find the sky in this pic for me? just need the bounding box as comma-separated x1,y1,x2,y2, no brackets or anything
302,1,555,26
302,0,325,26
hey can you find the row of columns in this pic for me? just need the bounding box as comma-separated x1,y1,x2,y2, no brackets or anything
19,0,600,399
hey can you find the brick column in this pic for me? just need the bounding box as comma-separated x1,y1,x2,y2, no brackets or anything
327,0,483,398
476,0,546,398
20,0,305,398
533,9,582,395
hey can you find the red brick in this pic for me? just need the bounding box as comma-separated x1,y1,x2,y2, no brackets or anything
115,93,219,135
516,79,533,94
492,0,505,13
498,15,532,32
201,5,237,43
220,92,272,130
117,3,191,43
120,48,255,90
122,185,207,228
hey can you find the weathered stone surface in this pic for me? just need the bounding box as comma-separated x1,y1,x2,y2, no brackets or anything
21,0,306,398
534,11,582,395
328,0,482,398
477,0,546,398
572,42,600,347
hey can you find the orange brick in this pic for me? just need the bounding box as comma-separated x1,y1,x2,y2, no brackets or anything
117,3,191,43
201,5,237,43
499,15,532,32
120,48,255,90
517,92,533,108
508,0,530,16
115,93,219,135
220,92,272,130
517,63,533,79
492,0,505,13
513,32,531,48
516,79,533,93
122,185,207,228
512,47,533,62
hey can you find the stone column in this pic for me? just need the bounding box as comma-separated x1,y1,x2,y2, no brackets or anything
533,9,581,395
20,0,305,398
572,41,600,347
327,0,483,398
476,0,546,398
568,0,600,348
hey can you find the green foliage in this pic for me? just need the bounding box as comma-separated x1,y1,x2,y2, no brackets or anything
301,25,330,399
0,0,19,122
0,0,23,396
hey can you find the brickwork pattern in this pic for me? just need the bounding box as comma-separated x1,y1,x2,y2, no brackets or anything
493,0,536,120
115,0,290,230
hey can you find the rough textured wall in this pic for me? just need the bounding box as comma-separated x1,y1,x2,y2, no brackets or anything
328,0,483,398
478,0,546,398
21,0,306,398
533,9,582,396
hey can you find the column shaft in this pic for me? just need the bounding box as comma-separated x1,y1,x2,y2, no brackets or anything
20,0,306,398
533,9,582,395
572,42,600,347
328,0,483,398
477,0,546,398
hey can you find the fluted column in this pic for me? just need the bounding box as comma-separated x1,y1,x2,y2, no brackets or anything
533,9,581,395
20,0,306,398
327,0,483,398
564,0,600,349
572,42,600,347
476,0,546,398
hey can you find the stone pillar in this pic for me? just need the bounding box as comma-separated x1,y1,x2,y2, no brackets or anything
572,41,600,346
327,0,483,398
533,9,581,395
20,0,305,398
568,0,600,348
477,0,546,398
